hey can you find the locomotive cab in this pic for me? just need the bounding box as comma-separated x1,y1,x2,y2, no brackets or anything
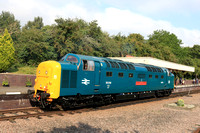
34,61,62,99
30,54,81,108
31,61,61,107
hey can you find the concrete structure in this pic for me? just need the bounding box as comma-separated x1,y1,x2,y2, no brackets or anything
0,73,36,87
109,57,195,72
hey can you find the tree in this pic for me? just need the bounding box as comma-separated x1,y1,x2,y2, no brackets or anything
53,18,84,59
23,16,44,30
0,29,15,72
148,30,182,48
53,18,112,59
16,18,56,65
148,30,183,61
190,45,200,59
0,11,21,41
88,20,103,41
126,33,145,57
113,33,145,57
16,27,57,65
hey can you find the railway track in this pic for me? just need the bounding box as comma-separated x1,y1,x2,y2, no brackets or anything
0,88,200,122
0,107,63,122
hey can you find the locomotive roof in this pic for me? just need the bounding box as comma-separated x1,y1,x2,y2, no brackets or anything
67,53,167,73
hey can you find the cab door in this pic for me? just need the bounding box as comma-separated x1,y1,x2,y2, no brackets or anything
94,61,101,86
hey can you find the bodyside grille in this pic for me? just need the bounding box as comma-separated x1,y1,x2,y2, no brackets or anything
61,70,77,88
70,71,77,88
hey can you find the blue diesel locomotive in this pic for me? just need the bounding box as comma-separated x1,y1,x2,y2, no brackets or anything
30,53,174,109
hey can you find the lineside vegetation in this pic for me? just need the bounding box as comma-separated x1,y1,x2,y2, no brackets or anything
0,11,199,78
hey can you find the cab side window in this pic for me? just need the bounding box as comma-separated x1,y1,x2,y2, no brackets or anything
83,60,94,71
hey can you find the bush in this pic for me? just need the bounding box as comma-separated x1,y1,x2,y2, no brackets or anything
177,99,184,107
2,76,9,87
0,29,15,72
25,77,32,87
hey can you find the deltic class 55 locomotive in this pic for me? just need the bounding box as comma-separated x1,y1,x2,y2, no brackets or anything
29,53,174,109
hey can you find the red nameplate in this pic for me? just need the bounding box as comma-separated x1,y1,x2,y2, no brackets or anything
136,81,147,85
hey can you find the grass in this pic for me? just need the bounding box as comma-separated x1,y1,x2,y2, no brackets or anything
7,65,37,75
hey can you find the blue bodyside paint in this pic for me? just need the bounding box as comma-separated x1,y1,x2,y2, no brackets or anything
58,53,174,97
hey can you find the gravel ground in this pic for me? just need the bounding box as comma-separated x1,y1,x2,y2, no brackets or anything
1,93,200,133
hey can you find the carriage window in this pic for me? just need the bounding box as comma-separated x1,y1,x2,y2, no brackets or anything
118,72,124,77
66,55,78,63
129,73,133,78
155,75,158,78
106,72,112,77
149,75,152,78
83,60,94,71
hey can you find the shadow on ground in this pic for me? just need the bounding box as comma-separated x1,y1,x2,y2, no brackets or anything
37,122,111,133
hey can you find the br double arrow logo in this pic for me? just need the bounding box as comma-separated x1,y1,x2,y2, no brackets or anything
81,78,90,85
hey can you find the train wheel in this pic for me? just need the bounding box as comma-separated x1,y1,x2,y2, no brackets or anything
28,90,39,107
29,98,38,107
61,101,70,111
164,90,172,96
155,91,165,97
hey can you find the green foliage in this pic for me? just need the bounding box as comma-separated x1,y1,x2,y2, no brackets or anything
0,29,15,72
23,16,44,30
53,18,118,59
148,30,182,62
190,45,200,59
8,65,36,75
16,18,57,65
2,76,9,86
177,99,185,107
148,30,182,48
1,11,200,78
26,78,32,87
0,11,20,41
2,80,9,86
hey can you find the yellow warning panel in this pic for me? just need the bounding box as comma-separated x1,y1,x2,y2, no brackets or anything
34,61,61,99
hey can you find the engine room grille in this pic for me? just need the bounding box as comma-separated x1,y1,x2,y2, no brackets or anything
61,70,69,88
70,71,77,88
61,70,77,88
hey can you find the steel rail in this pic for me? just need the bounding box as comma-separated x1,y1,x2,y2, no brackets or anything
0,88,200,122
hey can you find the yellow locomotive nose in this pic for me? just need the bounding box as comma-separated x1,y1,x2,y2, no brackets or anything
34,61,61,99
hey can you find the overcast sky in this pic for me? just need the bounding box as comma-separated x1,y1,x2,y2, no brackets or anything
0,0,200,47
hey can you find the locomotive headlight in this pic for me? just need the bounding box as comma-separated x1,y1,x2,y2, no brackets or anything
45,71,48,75
54,75,57,79
38,70,40,74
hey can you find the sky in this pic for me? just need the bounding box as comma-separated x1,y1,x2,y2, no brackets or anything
0,0,200,47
